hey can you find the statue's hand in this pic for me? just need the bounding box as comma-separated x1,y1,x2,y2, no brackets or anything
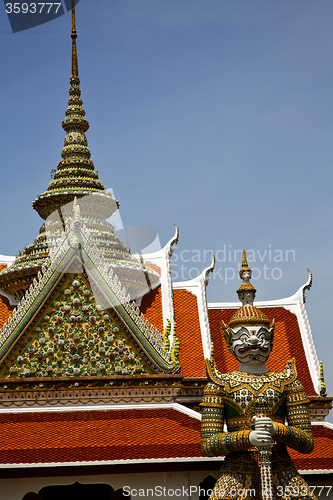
249,417,276,447
253,416,276,436
249,429,272,447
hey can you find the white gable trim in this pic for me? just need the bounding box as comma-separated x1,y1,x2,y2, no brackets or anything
173,253,215,361
137,224,179,331
0,402,202,420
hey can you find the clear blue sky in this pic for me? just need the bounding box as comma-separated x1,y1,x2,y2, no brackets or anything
1,1,333,419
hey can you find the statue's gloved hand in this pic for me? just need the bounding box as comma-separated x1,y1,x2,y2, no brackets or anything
254,416,276,435
249,416,276,447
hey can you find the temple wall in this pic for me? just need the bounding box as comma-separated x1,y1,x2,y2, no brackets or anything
0,469,219,500
1,470,332,500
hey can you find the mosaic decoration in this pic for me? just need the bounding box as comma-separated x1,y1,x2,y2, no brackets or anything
0,210,179,377
0,274,151,379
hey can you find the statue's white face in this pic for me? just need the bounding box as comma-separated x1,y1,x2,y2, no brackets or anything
241,270,251,282
231,325,273,364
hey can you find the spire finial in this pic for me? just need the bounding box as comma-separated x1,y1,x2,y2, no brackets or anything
242,249,248,267
238,249,252,280
71,0,78,77
236,249,257,306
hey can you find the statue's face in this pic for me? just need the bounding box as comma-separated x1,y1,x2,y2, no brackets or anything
231,325,273,364
241,270,251,281
242,291,253,305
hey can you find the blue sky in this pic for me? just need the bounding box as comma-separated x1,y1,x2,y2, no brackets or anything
1,1,333,418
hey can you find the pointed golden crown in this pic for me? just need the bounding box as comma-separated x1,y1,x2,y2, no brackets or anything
228,250,270,328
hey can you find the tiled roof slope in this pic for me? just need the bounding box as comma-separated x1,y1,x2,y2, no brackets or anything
145,262,161,277
140,285,164,334
208,307,316,396
0,409,331,472
289,425,333,471
0,408,201,465
0,265,15,331
174,290,206,378
141,288,207,378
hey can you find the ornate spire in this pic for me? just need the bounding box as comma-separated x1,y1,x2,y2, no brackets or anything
71,0,78,77
238,249,252,279
236,249,257,307
32,3,114,221
0,6,159,300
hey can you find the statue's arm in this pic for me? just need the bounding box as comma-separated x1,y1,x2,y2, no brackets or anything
273,379,314,454
200,382,251,456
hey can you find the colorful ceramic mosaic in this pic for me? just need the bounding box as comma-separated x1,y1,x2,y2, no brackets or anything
0,273,151,379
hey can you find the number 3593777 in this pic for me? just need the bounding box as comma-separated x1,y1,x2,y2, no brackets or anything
5,3,62,14
277,486,332,497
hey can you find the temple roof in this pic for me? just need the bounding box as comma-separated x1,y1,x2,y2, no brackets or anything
0,405,202,467
0,406,331,474
0,0,331,479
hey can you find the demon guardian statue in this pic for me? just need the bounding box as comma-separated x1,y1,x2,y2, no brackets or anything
201,251,316,500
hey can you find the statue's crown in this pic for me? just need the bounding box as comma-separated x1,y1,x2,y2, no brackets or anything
228,250,270,328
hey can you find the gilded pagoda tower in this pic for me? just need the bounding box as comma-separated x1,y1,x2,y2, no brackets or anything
0,2,158,301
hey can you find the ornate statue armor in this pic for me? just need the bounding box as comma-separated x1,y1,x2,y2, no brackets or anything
201,252,316,500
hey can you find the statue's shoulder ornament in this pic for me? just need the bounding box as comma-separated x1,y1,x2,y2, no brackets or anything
205,357,298,392
271,358,298,391
205,358,232,391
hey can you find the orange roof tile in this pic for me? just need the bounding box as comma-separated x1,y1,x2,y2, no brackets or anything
174,289,206,378
290,425,333,470
140,285,164,334
145,262,161,276
0,408,201,465
141,287,207,377
0,408,331,472
0,265,14,330
208,307,316,396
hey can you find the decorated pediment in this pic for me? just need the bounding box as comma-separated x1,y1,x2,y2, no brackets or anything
0,214,180,380
0,271,153,379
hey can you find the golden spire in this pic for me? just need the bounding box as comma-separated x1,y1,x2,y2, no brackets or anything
32,0,107,221
71,0,78,77
238,249,252,278
0,0,159,300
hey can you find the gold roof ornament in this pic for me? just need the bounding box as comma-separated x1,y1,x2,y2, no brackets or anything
228,305,271,328
235,249,257,307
